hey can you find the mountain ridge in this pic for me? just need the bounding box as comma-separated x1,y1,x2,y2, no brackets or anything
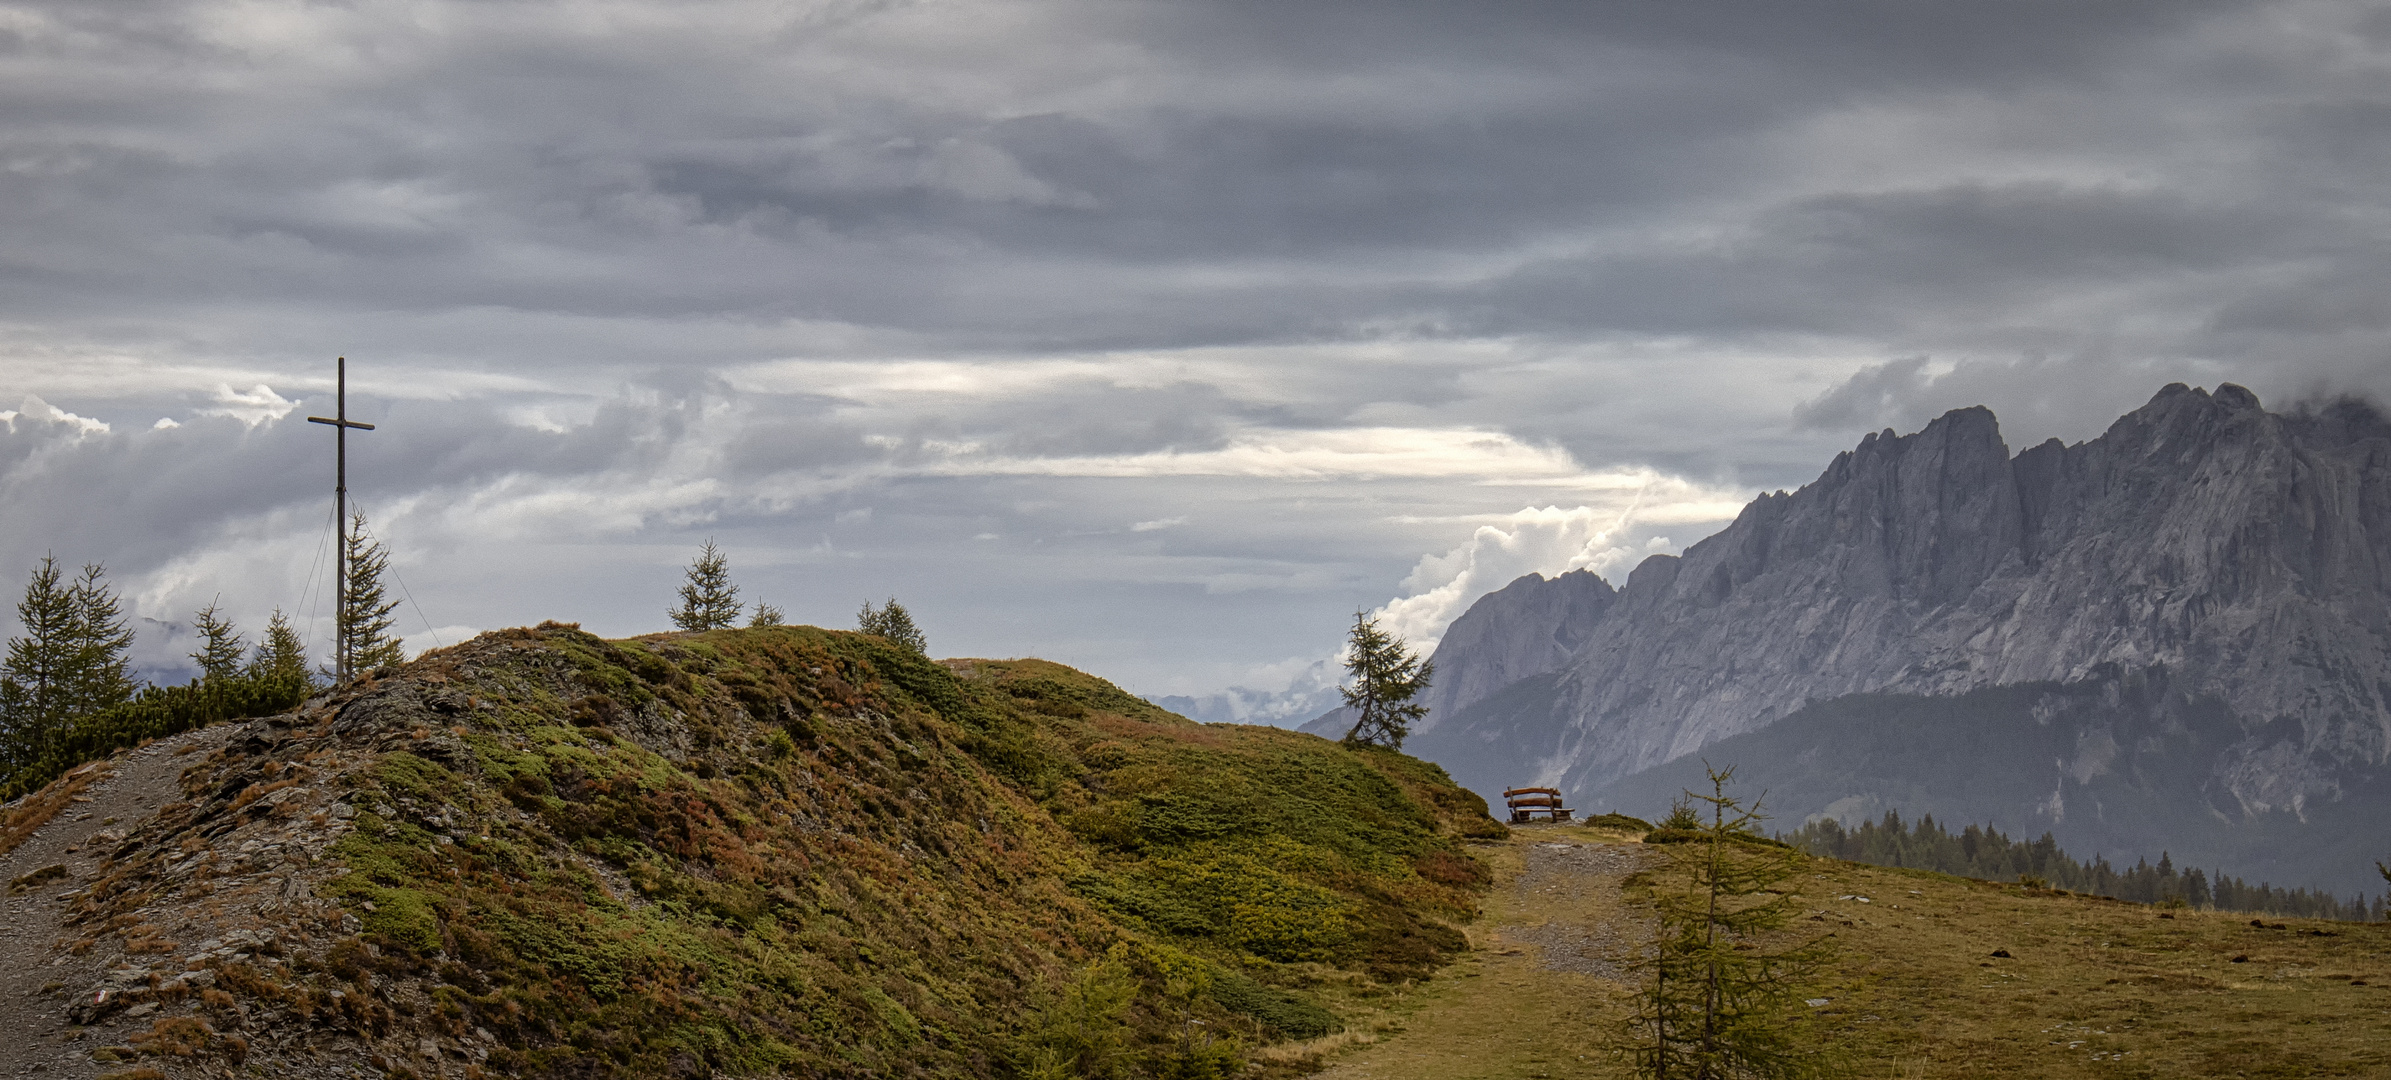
1402,383,2391,892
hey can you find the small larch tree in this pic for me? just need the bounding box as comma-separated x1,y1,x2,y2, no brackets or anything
249,607,313,689
190,599,246,683
67,561,136,716
669,539,742,631
748,600,784,627
336,512,406,678
858,598,927,655
1623,763,1835,1080
0,555,78,769
1339,611,1432,750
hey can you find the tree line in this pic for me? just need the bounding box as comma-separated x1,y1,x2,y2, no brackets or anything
0,512,414,801
5,528,1438,798
664,538,929,656
0,558,315,800
661,546,1445,750
1783,811,2383,922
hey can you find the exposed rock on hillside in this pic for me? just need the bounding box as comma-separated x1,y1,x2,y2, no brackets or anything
0,624,1497,1079
1407,385,2391,892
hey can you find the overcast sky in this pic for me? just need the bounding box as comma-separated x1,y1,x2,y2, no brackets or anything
4,0,2388,702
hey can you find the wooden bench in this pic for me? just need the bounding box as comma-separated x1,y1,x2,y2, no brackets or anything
1504,787,1573,824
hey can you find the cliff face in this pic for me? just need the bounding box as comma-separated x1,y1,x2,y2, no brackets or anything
1412,569,1616,738
1409,385,2391,887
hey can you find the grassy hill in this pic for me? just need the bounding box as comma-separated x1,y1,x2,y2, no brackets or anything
1302,822,2391,1079
38,623,1499,1079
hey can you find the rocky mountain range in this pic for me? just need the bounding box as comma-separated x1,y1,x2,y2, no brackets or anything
1359,383,2391,894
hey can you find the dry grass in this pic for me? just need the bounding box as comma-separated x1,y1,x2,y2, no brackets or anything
8,862,68,893
1305,835,1640,1079
1311,825,2391,1079
0,760,112,857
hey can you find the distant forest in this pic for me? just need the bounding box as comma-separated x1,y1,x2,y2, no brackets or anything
1783,812,2383,923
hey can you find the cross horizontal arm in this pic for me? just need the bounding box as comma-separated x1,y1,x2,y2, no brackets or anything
307,416,376,430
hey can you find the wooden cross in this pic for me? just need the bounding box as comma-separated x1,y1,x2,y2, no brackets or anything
307,357,376,683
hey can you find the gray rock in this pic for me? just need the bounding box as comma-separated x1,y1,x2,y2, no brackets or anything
1410,384,2391,885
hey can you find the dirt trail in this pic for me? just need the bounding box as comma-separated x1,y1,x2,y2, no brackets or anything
1306,829,1658,1080
0,724,239,1079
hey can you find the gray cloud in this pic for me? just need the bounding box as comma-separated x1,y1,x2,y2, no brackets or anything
3,0,2389,697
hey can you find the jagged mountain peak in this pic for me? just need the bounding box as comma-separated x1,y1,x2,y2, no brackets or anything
1402,383,2391,893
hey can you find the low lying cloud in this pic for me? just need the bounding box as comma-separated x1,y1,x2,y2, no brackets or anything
1372,501,1725,656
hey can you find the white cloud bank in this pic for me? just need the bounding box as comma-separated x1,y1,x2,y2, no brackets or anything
1372,504,1700,655
1159,491,1746,727
1,396,110,435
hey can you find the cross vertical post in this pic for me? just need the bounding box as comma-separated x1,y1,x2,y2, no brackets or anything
308,358,376,683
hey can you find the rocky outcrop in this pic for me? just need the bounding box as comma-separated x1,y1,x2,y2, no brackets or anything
1413,569,1616,738
1409,384,2391,888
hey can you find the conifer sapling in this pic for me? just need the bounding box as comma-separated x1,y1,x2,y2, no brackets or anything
249,608,313,688
669,539,743,631
857,598,927,655
191,599,246,683
335,512,406,678
0,555,75,768
1622,763,1835,1080
1339,611,1432,750
67,562,136,716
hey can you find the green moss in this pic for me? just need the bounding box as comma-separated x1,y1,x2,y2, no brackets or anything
361,887,444,955
1206,971,1339,1039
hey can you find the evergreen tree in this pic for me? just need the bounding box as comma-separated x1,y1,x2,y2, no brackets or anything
0,556,77,769
190,599,246,683
1660,795,1703,831
748,600,784,627
1624,764,1833,1080
857,598,927,655
668,539,742,631
67,562,137,715
0,557,137,770
248,608,313,688
1338,611,1432,750
336,512,405,678
1783,814,2375,920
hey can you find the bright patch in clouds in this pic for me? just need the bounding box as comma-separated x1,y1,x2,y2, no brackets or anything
916,427,1588,482
1372,504,1709,654
1,396,109,435
208,384,298,426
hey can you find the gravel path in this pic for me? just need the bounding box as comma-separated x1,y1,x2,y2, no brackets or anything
0,724,240,1079
1503,839,1660,982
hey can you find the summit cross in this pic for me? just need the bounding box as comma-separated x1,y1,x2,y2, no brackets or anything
306,357,376,683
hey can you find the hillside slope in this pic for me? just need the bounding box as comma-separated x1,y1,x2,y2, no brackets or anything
1307,822,2391,1079
0,623,1498,1079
